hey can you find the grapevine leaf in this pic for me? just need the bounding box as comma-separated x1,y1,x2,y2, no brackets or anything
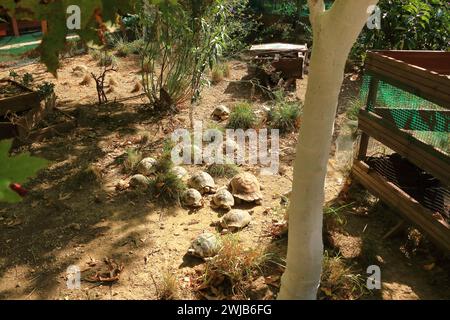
0,140,49,203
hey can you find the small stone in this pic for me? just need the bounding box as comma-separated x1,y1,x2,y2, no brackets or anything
69,223,81,231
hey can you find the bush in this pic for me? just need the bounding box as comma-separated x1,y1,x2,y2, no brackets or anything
200,235,271,297
351,0,450,64
319,251,367,300
140,1,228,112
345,97,365,121
227,102,256,129
98,51,117,67
123,148,143,173
268,101,301,134
207,163,239,178
222,0,260,56
114,39,133,57
149,171,186,206
211,63,230,84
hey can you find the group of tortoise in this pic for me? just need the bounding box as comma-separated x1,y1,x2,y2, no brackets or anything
183,170,264,259
127,105,264,260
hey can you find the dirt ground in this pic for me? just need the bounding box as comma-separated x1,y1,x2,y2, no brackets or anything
0,53,448,300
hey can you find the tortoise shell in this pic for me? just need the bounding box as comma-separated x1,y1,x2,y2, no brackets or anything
188,232,221,258
220,209,252,230
188,171,217,194
212,188,235,211
229,172,263,203
182,188,203,207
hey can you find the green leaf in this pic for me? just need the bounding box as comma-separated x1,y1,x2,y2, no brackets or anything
0,140,49,203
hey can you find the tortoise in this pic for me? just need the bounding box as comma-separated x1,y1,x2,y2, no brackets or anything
211,188,235,211
188,232,221,259
212,105,230,121
172,166,188,180
182,188,204,208
188,171,217,194
228,172,263,205
136,157,157,175
219,209,252,232
129,174,151,190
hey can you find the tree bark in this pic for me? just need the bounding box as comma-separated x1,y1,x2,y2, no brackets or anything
278,0,379,300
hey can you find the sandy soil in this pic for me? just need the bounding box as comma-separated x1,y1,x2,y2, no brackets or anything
0,53,448,300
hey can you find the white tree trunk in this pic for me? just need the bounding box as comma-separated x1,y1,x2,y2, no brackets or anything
278,0,379,300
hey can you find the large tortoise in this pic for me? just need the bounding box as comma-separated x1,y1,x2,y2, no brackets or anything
228,172,263,205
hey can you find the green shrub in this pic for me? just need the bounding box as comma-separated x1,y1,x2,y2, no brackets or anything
114,39,133,57
98,51,117,67
345,97,365,121
89,48,102,61
129,38,145,54
268,101,301,134
350,0,450,64
149,171,186,205
227,102,256,129
123,148,143,173
207,163,239,178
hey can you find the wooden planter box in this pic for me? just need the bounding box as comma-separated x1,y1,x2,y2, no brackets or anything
353,51,450,252
0,79,41,139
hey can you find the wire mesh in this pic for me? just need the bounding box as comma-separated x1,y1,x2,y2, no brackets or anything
365,137,449,223
361,75,450,156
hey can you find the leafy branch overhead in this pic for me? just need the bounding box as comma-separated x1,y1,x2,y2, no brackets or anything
0,140,49,203
1,0,138,75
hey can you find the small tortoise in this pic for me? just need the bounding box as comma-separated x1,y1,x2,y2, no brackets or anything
212,105,230,121
188,232,221,259
229,172,263,205
129,174,151,190
136,157,157,175
172,166,188,180
220,209,252,232
182,188,204,208
188,171,217,194
211,188,235,211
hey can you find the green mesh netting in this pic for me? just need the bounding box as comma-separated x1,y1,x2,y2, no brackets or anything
360,75,450,155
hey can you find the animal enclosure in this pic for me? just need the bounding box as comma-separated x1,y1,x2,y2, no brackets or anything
352,51,450,251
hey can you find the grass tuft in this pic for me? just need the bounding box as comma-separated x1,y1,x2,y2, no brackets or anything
319,251,367,300
123,148,143,173
227,102,256,130
268,101,301,134
346,97,365,121
200,235,271,296
207,163,239,178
